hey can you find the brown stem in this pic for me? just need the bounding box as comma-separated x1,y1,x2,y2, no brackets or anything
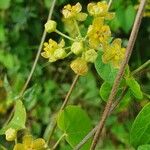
109,87,128,114
60,75,79,110
90,0,147,149
47,75,79,144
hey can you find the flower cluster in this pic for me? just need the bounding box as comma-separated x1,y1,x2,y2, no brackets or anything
13,135,47,150
41,1,126,76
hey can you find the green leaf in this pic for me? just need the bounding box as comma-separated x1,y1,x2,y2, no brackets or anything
116,5,136,33
57,105,92,150
0,0,11,9
116,90,132,112
126,77,143,99
124,5,136,33
99,81,126,102
0,50,19,70
0,100,26,134
99,82,112,101
0,22,6,42
138,145,150,150
130,103,150,147
111,123,129,144
95,51,118,85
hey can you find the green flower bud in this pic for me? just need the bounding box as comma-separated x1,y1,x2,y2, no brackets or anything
5,128,17,141
84,49,98,63
70,58,88,75
45,20,57,33
71,41,84,55
54,48,67,59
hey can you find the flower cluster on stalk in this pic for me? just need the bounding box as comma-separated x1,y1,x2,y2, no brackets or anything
41,1,126,75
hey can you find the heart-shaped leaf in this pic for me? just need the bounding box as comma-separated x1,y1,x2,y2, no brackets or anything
57,105,92,150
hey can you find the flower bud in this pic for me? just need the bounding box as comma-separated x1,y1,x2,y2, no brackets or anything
84,49,98,63
45,20,57,33
71,41,84,55
54,48,67,59
70,58,88,75
5,128,17,141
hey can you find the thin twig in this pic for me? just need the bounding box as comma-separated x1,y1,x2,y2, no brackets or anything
51,133,66,150
90,0,147,149
47,74,79,144
60,75,79,110
108,0,113,8
132,59,150,75
20,0,57,96
109,87,128,114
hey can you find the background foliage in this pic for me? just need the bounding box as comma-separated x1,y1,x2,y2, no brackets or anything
0,0,150,149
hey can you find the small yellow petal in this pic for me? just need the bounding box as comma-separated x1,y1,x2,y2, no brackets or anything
105,12,115,20
22,135,33,146
70,58,88,75
71,41,84,55
5,128,17,141
84,49,98,63
58,39,65,47
76,13,88,21
72,2,82,13
53,48,67,59
13,144,25,150
32,138,46,149
44,20,57,33
41,52,50,58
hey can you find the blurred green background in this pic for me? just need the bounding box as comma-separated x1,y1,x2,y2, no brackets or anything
0,0,150,149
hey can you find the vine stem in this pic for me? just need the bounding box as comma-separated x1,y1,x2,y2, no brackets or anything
90,0,147,149
55,30,76,41
74,20,82,37
51,133,66,150
47,74,79,144
73,58,149,150
132,59,150,75
108,0,112,8
4,0,57,127
20,0,57,96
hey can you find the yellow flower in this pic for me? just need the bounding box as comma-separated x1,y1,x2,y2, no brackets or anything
71,41,84,55
44,20,57,33
102,38,126,68
70,58,88,75
62,2,87,21
83,49,98,63
41,39,66,62
13,135,47,150
5,128,17,141
87,17,111,49
87,1,114,19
